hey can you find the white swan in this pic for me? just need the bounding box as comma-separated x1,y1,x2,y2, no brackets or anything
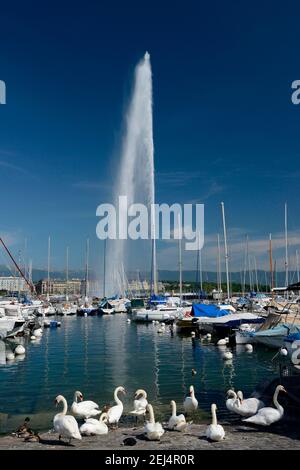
130,389,148,420
206,404,225,441
79,412,108,436
53,395,82,443
226,390,239,412
183,385,198,414
242,385,287,425
144,404,164,440
71,391,101,419
236,391,265,417
167,400,187,431
107,386,126,427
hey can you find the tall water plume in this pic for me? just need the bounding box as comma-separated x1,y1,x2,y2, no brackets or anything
106,52,156,296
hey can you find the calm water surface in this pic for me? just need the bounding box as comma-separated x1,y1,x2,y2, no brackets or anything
0,315,278,433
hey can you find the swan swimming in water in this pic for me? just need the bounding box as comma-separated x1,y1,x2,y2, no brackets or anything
130,389,148,422
53,395,82,444
206,403,225,442
183,385,198,414
242,385,287,426
79,412,108,436
167,400,187,431
107,386,126,427
144,404,164,440
71,391,101,419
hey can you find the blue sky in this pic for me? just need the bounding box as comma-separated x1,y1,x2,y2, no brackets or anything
0,1,300,275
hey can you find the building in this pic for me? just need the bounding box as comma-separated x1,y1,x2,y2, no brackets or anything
0,276,28,292
127,279,165,293
35,278,82,296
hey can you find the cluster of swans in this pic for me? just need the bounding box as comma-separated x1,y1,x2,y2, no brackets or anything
52,383,288,445
226,385,287,425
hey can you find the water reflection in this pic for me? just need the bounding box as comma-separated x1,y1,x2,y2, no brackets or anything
0,315,278,433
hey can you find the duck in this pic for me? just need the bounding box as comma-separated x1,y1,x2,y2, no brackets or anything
144,404,164,440
235,391,265,417
79,412,108,436
167,400,187,431
71,391,101,419
107,386,126,427
53,395,82,444
183,385,198,414
242,385,287,426
129,389,148,422
15,417,31,437
206,404,225,441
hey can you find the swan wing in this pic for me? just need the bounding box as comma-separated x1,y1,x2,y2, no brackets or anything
107,404,123,424
242,407,283,426
54,415,82,439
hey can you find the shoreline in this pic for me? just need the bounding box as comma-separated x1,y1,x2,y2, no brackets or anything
0,423,299,450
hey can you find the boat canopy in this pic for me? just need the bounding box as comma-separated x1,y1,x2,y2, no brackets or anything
149,295,166,305
191,304,231,318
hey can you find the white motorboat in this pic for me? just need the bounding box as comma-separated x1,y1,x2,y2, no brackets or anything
0,317,17,339
133,305,183,322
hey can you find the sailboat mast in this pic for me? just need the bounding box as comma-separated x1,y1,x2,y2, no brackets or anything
296,249,300,283
217,233,222,297
103,238,106,298
85,238,89,299
285,202,289,289
269,233,274,296
254,256,259,292
66,246,69,301
178,214,183,306
47,236,51,301
221,202,230,301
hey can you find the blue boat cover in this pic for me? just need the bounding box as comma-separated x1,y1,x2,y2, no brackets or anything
191,304,231,318
284,332,300,343
149,295,166,305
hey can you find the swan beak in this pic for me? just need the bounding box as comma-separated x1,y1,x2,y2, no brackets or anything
80,396,83,401
282,387,287,393
54,400,58,407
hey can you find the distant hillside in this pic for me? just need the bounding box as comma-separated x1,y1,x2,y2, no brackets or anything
0,265,294,287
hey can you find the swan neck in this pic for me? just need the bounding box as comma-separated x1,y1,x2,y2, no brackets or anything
148,406,155,423
61,397,68,415
171,401,176,416
273,388,281,410
212,406,217,426
114,387,122,405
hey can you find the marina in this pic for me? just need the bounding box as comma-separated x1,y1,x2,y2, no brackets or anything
1,2,300,454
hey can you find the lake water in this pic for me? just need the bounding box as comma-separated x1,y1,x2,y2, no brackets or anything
0,315,279,434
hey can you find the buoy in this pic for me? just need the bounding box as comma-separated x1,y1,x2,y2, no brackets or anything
223,351,233,360
217,339,227,346
84,312,88,317
161,323,165,326
225,337,229,343
152,320,155,324
206,333,212,340
6,352,15,361
157,328,164,334
127,319,131,323
245,344,253,352
57,322,61,327
280,347,288,356
191,331,196,337
30,335,36,340
15,345,26,355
